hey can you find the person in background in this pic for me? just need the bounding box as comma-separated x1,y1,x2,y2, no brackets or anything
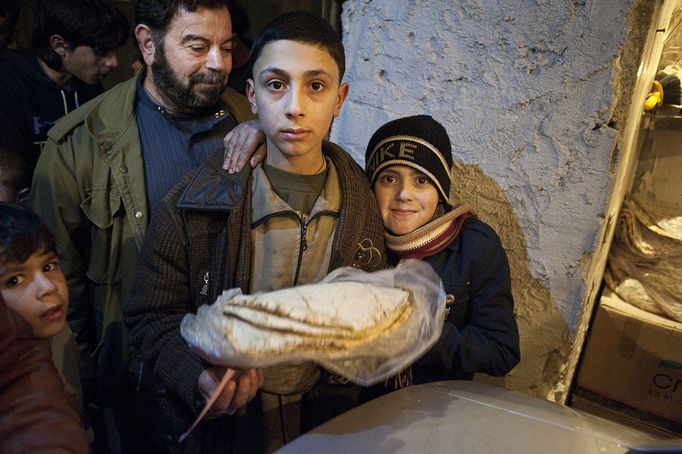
225,0,252,94
0,150,29,204
0,292,88,454
363,115,520,394
0,203,83,417
30,0,259,371
125,10,385,453
0,0,20,51
30,0,262,450
0,0,130,183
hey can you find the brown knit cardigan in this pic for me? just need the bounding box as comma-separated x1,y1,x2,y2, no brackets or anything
124,142,386,450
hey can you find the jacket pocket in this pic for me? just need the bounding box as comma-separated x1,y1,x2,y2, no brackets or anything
80,188,124,285
441,281,470,327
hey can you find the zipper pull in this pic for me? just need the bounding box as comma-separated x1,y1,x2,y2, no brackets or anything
300,212,309,251
200,271,209,296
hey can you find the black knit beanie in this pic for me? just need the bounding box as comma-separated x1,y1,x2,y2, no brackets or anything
365,115,453,201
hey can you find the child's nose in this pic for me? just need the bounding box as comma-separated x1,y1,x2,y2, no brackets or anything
34,272,58,297
396,184,412,201
285,86,305,118
102,50,118,69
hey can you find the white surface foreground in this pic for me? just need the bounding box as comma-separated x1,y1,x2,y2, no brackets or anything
277,380,680,453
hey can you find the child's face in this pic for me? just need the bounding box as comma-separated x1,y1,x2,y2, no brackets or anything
374,165,440,235
246,39,349,173
0,250,68,338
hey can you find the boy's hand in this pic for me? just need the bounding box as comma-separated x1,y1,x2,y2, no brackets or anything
198,367,264,415
222,120,266,174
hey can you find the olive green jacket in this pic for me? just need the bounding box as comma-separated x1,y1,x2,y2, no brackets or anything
30,71,254,355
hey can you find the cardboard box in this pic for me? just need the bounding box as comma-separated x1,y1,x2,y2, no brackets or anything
576,289,682,424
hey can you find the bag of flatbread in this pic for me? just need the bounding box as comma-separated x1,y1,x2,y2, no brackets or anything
180,259,445,386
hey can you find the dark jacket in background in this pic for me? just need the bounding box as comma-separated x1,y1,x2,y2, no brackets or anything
411,217,520,382
0,48,102,177
0,295,89,454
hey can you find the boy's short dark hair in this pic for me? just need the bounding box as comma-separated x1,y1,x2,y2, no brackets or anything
249,11,345,81
32,0,130,71
0,203,56,266
135,0,228,34
0,149,28,193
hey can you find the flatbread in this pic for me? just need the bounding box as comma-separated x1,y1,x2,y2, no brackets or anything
215,281,414,357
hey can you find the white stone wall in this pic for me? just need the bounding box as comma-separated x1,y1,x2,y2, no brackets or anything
331,0,636,398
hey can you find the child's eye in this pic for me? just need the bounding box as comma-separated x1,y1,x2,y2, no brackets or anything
43,261,60,273
1,275,23,288
380,174,396,184
266,80,286,90
416,176,430,185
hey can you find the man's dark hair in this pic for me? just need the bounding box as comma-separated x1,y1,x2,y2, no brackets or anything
32,0,130,71
135,0,228,34
249,11,345,81
0,203,57,266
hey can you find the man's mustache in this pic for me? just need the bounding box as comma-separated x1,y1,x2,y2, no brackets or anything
191,72,227,85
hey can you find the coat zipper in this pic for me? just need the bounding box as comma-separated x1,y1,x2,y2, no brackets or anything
252,210,339,285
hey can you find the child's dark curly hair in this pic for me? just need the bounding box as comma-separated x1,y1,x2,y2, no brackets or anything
0,203,56,266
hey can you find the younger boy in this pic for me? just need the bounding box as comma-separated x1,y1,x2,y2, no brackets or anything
125,11,386,453
0,203,82,409
365,115,519,390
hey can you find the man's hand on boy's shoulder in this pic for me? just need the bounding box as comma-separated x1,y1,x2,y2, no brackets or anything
198,366,264,416
222,120,266,174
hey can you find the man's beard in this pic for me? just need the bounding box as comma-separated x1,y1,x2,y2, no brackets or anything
151,40,227,113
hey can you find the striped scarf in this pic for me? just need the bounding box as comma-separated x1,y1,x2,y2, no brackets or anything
382,202,475,390
385,203,475,260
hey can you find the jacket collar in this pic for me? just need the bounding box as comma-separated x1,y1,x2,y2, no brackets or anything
177,141,345,212
84,70,141,150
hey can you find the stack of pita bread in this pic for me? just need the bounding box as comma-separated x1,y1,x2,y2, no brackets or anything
181,259,445,385
218,282,412,358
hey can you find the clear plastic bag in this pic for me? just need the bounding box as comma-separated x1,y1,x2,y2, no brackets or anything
180,259,445,386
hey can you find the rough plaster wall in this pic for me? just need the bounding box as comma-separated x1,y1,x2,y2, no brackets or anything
331,0,637,399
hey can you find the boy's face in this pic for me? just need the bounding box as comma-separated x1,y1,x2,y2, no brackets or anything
374,165,440,235
62,45,119,84
0,250,68,338
247,39,349,173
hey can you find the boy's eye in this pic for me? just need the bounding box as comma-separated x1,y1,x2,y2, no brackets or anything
310,81,324,91
1,275,23,288
416,176,430,185
267,80,286,90
43,261,60,273
380,174,396,184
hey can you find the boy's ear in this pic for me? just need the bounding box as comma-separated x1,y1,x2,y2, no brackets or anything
333,82,350,117
49,34,69,59
135,24,156,66
246,79,257,114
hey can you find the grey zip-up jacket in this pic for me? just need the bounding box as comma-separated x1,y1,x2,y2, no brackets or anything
125,144,386,452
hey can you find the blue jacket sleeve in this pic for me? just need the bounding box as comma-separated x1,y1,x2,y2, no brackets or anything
414,219,520,381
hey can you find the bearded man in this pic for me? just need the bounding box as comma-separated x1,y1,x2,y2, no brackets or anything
30,0,261,403
30,1,263,450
